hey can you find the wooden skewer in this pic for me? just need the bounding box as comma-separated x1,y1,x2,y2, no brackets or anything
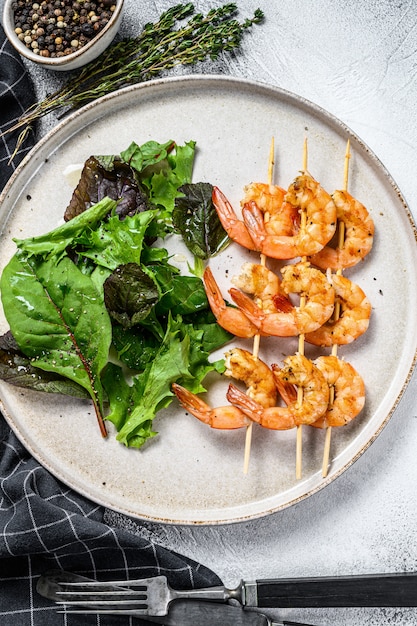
295,138,309,480
243,137,275,474
321,139,351,478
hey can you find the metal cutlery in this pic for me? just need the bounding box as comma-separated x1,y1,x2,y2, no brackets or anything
59,602,316,626
36,572,417,616
37,568,417,618
37,572,317,625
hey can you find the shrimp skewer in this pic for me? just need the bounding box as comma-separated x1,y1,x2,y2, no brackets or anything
242,172,337,259
318,141,350,477
242,140,275,472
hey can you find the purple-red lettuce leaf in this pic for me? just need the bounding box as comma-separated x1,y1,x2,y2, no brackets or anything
0,332,90,398
64,156,154,221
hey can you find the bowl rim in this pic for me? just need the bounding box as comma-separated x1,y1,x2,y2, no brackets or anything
2,0,124,68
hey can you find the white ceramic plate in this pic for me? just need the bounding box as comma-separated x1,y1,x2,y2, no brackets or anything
1,76,416,525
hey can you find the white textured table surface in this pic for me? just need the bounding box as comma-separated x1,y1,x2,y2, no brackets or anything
3,1,417,625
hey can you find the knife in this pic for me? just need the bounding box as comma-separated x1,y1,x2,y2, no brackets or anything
61,600,317,626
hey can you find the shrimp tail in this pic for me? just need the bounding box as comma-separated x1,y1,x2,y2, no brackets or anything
226,383,262,423
271,363,298,405
212,186,257,251
273,294,294,313
172,383,213,424
172,383,250,429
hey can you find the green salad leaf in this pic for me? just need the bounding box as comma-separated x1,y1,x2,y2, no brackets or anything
14,197,117,260
172,182,230,259
0,252,112,435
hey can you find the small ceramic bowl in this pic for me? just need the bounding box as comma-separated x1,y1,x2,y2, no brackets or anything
2,0,124,71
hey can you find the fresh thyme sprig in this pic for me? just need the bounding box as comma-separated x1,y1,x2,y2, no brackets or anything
4,3,264,154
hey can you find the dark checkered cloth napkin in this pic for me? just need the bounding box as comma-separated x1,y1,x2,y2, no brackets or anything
0,25,37,190
0,24,221,626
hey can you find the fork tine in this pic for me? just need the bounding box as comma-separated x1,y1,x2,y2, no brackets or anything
61,579,150,588
57,589,146,598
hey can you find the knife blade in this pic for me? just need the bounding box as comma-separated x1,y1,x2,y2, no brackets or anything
64,600,317,626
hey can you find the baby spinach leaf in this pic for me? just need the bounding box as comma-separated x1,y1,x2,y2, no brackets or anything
14,197,117,260
0,251,112,436
172,182,230,259
150,263,208,316
101,362,133,431
103,263,159,328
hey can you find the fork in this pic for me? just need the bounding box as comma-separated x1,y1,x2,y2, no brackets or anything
38,568,417,618
37,572,317,625
46,572,236,616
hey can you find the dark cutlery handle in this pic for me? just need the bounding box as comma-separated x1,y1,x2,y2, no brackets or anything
256,573,417,607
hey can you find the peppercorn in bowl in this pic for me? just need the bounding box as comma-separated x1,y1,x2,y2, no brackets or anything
3,0,124,71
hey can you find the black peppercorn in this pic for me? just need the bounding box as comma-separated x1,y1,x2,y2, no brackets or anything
13,0,117,57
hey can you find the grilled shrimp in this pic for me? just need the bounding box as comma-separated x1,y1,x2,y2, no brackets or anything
230,261,335,336
242,173,337,259
227,353,329,429
224,348,277,408
231,262,289,314
242,182,300,236
212,186,257,250
312,355,365,428
305,273,371,346
309,190,374,270
212,184,299,251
